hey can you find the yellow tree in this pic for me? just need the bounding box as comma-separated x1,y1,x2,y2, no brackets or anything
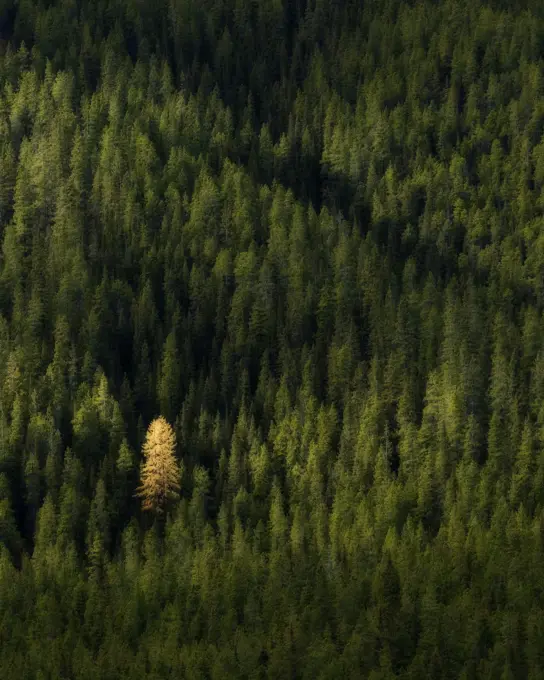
136,417,180,513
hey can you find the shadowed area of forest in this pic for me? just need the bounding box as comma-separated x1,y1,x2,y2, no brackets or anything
1,0,544,677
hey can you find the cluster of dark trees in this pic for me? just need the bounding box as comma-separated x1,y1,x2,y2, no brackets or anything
1,0,544,677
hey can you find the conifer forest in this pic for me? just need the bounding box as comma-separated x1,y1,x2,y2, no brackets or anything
2,0,544,677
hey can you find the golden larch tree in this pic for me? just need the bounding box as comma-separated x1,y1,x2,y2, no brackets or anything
136,417,180,513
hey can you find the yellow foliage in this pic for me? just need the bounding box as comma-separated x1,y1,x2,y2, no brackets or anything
136,416,180,513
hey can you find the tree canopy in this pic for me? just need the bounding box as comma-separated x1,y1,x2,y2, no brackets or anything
1,0,544,677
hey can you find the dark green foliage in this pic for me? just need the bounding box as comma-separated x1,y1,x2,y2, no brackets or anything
1,0,544,677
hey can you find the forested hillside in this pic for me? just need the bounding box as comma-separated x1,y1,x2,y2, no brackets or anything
1,0,544,677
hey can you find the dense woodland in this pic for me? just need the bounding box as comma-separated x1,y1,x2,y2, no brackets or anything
1,0,544,676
